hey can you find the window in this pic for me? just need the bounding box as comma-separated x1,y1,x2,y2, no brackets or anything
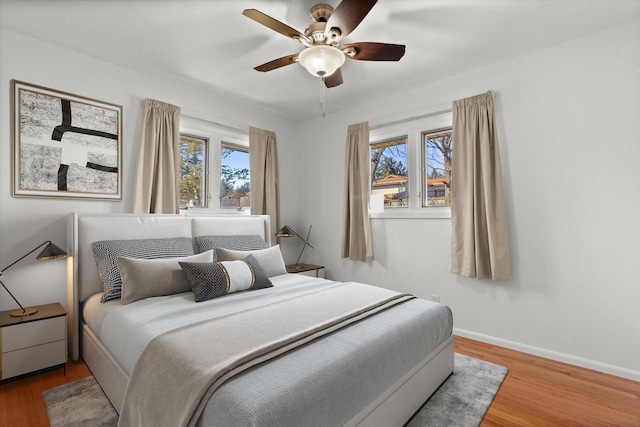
220,143,250,209
370,137,408,207
179,134,207,209
422,128,453,207
179,115,250,212
368,110,452,218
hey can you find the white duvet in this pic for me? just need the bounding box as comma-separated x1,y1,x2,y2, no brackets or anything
83,273,453,427
83,273,334,375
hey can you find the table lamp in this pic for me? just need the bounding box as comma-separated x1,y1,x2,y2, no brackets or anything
0,240,67,317
276,225,314,269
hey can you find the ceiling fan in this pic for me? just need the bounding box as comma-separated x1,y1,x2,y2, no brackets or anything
242,0,405,88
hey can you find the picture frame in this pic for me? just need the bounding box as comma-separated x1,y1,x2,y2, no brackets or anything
13,80,123,200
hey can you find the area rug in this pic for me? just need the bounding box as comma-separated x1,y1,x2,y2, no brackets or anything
407,353,508,426
43,353,507,427
42,376,118,427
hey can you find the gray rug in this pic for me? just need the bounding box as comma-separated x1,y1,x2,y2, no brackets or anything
43,376,118,427
43,353,507,427
407,353,508,426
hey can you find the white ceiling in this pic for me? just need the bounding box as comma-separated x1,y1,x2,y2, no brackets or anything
1,0,639,121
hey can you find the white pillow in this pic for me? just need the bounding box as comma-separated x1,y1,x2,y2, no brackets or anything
117,250,214,305
215,245,287,277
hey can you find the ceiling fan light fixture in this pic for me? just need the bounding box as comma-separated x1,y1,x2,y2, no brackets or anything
298,45,345,78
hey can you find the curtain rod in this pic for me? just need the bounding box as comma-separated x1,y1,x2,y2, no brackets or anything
181,110,249,135
369,108,452,131
369,91,496,131
209,121,249,135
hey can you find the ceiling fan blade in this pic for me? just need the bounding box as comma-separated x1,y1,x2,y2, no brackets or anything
324,68,344,88
325,0,377,39
254,54,299,72
243,9,305,42
343,42,406,61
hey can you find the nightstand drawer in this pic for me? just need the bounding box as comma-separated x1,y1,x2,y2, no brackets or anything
2,339,66,379
2,316,65,352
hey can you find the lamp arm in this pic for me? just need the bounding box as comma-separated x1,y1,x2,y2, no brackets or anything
294,225,313,266
0,241,51,273
293,225,314,249
0,278,27,313
294,244,307,266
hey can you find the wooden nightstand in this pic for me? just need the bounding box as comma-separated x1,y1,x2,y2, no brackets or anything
286,263,325,278
0,303,66,382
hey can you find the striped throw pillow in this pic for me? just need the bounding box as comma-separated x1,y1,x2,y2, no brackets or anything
92,237,194,302
179,254,272,302
194,235,269,254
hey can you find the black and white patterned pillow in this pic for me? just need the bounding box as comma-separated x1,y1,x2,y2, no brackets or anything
179,254,272,302
92,237,195,302
194,235,269,254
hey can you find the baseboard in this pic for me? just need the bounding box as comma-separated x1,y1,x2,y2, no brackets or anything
453,328,640,382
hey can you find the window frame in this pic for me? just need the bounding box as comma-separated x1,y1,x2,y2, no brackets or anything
180,116,250,213
179,133,209,209
219,141,250,211
369,111,452,219
421,127,453,208
370,135,409,209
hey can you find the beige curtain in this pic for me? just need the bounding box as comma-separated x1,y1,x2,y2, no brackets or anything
341,122,373,261
132,99,181,214
249,127,279,237
451,92,510,280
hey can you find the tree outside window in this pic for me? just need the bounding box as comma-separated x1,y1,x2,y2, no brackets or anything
220,143,250,209
179,134,206,209
423,129,452,206
370,137,408,207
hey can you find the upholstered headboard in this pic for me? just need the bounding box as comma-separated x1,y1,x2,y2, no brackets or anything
66,213,271,360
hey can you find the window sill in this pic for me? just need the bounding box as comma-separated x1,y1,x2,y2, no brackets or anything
370,208,450,219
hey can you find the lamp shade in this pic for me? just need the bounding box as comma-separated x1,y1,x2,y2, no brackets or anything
276,225,296,238
275,225,314,267
36,242,68,261
298,45,345,77
1,240,68,317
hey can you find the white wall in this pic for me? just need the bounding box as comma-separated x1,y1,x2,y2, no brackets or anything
295,21,640,380
0,29,299,313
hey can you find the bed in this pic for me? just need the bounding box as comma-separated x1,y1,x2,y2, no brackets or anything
67,213,453,427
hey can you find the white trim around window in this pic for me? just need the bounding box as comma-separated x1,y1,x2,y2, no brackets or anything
369,111,452,220
180,115,250,214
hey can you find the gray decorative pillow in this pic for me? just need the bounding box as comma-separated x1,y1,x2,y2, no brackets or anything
92,237,194,302
117,250,215,305
179,254,273,302
194,235,269,254
216,245,287,277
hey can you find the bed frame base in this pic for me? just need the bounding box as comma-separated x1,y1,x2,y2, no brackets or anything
82,324,127,414
82,322,454,424
346,336,454,427
71,214,454,424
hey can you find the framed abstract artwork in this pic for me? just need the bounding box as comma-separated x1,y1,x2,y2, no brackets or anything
13,80,122,200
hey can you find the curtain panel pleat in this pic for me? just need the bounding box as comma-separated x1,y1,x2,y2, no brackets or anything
132,99,181,214
341,122,373,261
249,127,280,240
451,92,510,280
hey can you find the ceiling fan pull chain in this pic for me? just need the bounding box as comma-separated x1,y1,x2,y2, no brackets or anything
320,76,325,118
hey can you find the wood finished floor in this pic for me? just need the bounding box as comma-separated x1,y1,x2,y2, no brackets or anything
0,359,91,426
0,336,638,426
455,336,640,426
